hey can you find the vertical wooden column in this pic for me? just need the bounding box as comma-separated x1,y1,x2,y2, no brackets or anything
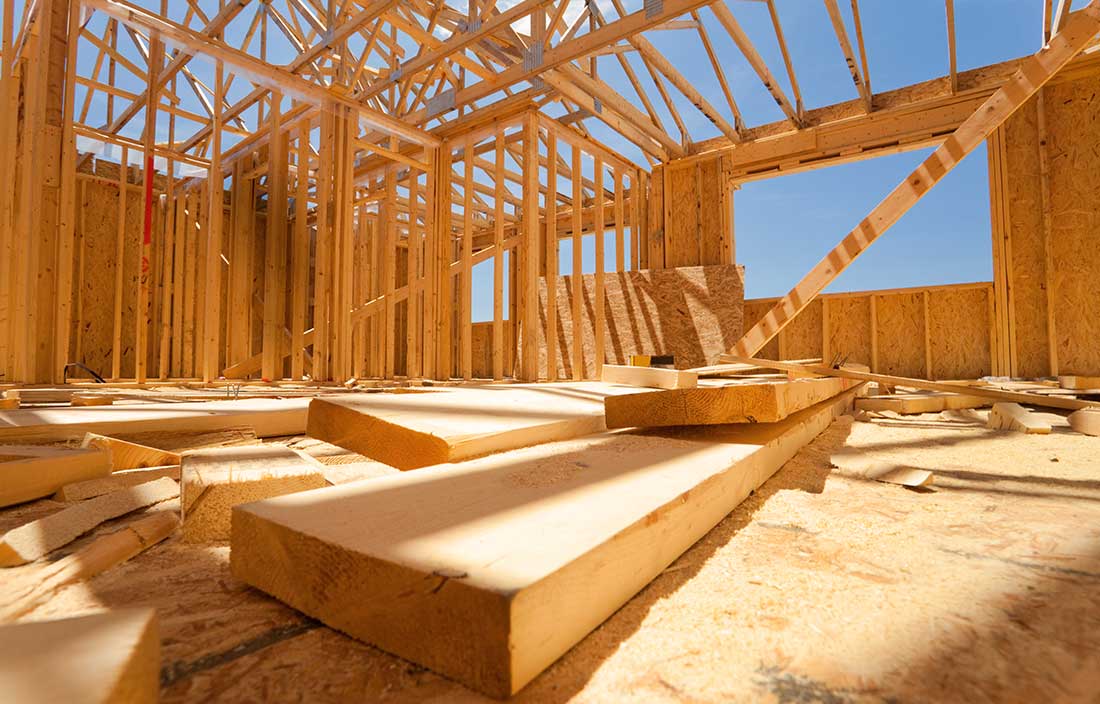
570,144,583,380
461,142,474,380
136,32,161,383
0,0,16,379
987,128,1016,377
435,142,453,379
290,121,309,380
422,147,440,380
593,157,605,371
313,106,333,381
519,112,540,381
383,163,397,379
262,92,286,381
492,131,505,381
545,130,558,381
54,0,82,381
201,60,223,382
407,167,422,379
111,148,128,380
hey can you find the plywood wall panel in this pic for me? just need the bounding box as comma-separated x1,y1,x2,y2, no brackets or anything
742,299,780,361
783,298,823,360
540,264,744,379
928,287,992,380
1003,100,1050,377
874,293,925,377
1045,75,1100,375
826,296,872,367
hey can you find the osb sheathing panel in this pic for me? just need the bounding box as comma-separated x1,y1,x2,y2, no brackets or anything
665,166,699,268
539,264,744,379
783,298,823,360
875,293,925,377
1045,75,1100,375
928,287,992,380
826,297,872,367
742,299,780,361
1003,99,1050,377
471,321,515,379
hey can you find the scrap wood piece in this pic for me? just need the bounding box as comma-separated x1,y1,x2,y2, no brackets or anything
0,511,177,622
0,609,159,703
720,356,1100,412
181,446,327,542
307,383,637,470
0,446,112,508
71,394,115,407
110,426,259,452
0,478,179,567
82,432,181,470
604,376,861,429
0,398,308,443
55,466,182,502
1068,409,1100,436
1059,375,1100,391
856,392,992,415
233,389,859,698
600,364,698,390
0,398,18,410
688,358,823,378
727,3,1100,358
831,449,934,487
987,403,1052,435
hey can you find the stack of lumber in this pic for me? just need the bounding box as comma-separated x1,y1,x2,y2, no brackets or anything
307,383,640,469
230,372,865,697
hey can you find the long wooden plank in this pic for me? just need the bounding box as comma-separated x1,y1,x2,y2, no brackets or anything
604,376,860,428
729,2,1100,358
0,398,310,442
0,610,159,702
600,364,698,390
0,477,178,566
306,383,638,470
0,447,112,508
233,389,857,698
721,355,1100,412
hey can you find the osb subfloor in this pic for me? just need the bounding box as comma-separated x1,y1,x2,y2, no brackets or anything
5,409,1100,703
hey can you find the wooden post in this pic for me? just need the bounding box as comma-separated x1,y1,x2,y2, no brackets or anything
290,120,309,380
262,92,286,381
492,130,505,381
519,112,540,381
545,130,558,381
593,156,605,372
202,59,223,382
570,144,583,380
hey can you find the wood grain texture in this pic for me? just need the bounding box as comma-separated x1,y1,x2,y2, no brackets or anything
0,609,159,703
0,446,111,508
0,398,308,442
182,446,326,542
0,477,178,566
539,264,744,380
307,384,638,470
232,389,857,698
927,287,993,379
604,377,860,428
875,293,925,377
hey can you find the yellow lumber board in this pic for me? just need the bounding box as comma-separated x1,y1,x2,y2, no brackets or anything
82,432,181,470
181,446,326,542
855,392,992,415
306,383,638,470
232,389,857,698
720,355,1100,412
0,478,179,566
604,377,861,428
1059,375,1100,390
600,364,698,390
1068,409,1100,436
0,398,309,442
0,610,159,703
0,446,111,508
54,465,181,502
987,402,1052,434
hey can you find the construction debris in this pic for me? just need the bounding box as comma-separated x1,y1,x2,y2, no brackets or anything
82,433,181,470
987,403,1053,435
0,478,179,566
181,446,327,542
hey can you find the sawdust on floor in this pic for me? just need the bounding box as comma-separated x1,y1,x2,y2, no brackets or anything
4,411,1100,703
